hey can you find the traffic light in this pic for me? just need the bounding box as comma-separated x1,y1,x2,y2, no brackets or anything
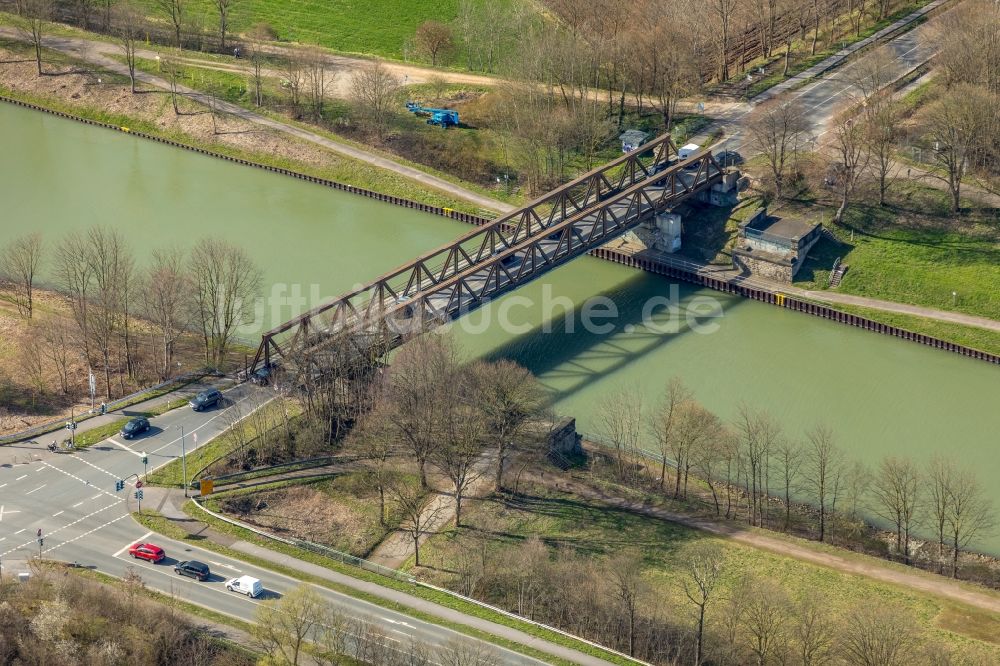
115,479,124,492
135,490,143,501
141,455,148,466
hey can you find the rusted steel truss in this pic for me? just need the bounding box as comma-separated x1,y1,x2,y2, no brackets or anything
250,136,724,374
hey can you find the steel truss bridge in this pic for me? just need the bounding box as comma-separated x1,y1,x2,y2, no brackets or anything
249,134,725,376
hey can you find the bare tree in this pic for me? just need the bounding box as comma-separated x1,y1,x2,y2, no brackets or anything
608,550,648,657
431,405,487,527
804,424,843,542
774,439,802,532
923,84,995,213
21,327,47,407
735,405,782,527
156,0,184,46
830,111,869,224
142,247,190,380
214,0,240,52
681,542,725,666
188,237,263,370
350,60,402,140
281,52,307,116
53,231,93,369
597,385,643,484
925,454,954,574
709,0,739,81
648,377,693,492
245,36,266,107
41,317,74,395
18,0,52,76
253,583,331,666
391,478,442,567
944,466,995,578
674,401,724,500
863,100,901,206
304,47,333,121
841,601,918,666
384,334,459,489
84,227,134,399
747,100,808,199
793,596,836,666
870,456,921,564
414,20,454,66
115,0,144,94
467,359,546,491
0,232,43,318
351,407,397,526
740,577,789,666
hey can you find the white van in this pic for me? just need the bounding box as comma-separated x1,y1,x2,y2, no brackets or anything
678,143,700,160
225,575,263,598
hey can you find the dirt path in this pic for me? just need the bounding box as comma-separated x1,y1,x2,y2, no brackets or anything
369,457,495,569
541,470,1000,615
0,27,512,214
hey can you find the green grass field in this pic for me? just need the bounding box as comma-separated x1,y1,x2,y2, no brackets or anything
136,0,512,59
794,184,1000,322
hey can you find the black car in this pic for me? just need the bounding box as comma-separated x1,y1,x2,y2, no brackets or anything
250,366,272,386
190,389,222,412
120,417,150,439
174,560,210,581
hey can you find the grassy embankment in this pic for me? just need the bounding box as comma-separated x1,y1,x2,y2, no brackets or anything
412,479,1000,658
201,470,425,558
132,507,638,666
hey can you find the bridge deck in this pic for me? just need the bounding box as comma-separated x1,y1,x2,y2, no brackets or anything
250,135,724,374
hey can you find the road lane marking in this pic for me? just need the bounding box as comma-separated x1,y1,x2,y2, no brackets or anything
37,461,118,500
113,531,152,557
73,456,120,480
52,511,64,517
109,438,142,457
14,529,25,535
25,484,46,495
43,513,131,555
0,506,22,522
15,475,26,481
0,484,6,489
2,500,124,557
72,501,84,508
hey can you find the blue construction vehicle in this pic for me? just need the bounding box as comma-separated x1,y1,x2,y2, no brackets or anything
405,101,460,128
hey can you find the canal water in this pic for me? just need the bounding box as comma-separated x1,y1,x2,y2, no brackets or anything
3,102,999,552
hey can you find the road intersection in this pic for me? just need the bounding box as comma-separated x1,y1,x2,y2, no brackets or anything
0,383,572,665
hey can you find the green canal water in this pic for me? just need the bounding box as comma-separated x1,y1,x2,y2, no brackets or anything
3,102,999,551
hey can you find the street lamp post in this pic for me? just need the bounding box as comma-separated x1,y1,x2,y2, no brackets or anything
180,425,189,498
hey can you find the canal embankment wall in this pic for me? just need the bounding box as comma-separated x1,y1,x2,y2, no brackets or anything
5,94,998,367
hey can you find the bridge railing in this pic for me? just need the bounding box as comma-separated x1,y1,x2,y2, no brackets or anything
250,141,726,374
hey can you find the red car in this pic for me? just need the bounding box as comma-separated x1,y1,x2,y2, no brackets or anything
128,543,165,563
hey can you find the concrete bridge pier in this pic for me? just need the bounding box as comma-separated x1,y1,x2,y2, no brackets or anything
696,170,740,207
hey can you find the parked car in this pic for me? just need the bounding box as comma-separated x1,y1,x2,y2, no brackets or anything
120,417,150,439
128,542,165,563
250,366,272,386
225,575,263,598
190,388,222,412
174,560,210,581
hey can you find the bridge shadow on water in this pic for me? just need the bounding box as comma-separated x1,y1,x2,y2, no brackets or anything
469,271,752,405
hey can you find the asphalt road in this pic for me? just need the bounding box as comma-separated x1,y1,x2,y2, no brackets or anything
708,6,943,157
0,385,547,665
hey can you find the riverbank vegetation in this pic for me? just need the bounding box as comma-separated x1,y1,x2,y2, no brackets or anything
0,561,256,665
0,221,261,433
